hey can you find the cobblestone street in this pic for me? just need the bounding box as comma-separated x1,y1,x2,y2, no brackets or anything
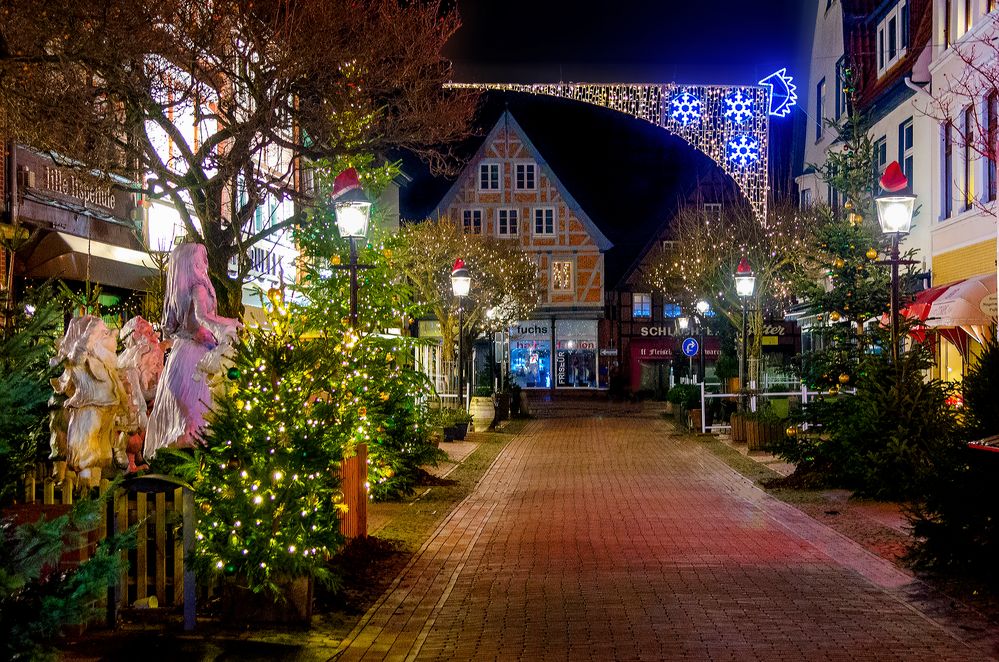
335,413,995,661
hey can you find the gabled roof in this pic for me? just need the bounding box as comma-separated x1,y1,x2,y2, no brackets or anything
431,110,613,252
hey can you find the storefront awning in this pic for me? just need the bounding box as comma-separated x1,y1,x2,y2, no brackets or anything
925,273,997,345
19,231,157,291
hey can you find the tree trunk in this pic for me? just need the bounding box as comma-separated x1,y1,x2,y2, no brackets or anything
206,252,244,319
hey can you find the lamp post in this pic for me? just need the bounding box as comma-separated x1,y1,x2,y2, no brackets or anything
677,316,691,382
695,299,709,384
451,259,471,410
734,257,756,409
332,168,372,328
875,161,916,364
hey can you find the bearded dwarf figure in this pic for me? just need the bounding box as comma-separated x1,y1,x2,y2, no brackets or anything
115,316,164,472
145,243,240,458
50,315,126,488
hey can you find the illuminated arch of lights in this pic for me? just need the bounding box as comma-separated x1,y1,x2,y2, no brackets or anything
446,70,795,223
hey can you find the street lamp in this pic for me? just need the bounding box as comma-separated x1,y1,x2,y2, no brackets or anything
451,259,471,410
875,161,916,364
332,168,372,328
734,257,755,408
695,300,710,383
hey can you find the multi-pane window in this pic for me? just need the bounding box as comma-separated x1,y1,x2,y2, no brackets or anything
478,163,500,190
632,293,652,318
663,303,682,318
965,0,973,32
835,57,846,119
877,0,908,77
551,261,573,292
874,135,888,172
497,208,519,236
899,117,914,183
534,207,555,235
944,121,954,219
815,78,826,141
946,0,953,47
462,209,482,234
515,163,536,190
703,203,722,221
965,106,976,210
988,92,997,201
800,188,813,208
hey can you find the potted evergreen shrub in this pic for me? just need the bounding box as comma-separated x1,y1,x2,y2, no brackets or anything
449,409,473,440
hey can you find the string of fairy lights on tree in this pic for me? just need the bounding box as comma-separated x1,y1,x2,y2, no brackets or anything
446,82,772,223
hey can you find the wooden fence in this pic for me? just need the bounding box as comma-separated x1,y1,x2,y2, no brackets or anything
15,445,369,630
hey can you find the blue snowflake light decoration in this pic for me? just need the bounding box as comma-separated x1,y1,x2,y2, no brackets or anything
723,91,755,124
727,135,760,168
669,92,702,125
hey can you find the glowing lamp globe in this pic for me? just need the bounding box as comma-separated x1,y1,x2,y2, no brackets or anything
695,300,710,315
875,160,914,236
734,257,756,298
451,259,471,297
875,194,915,235
331,168,371,239
678,316,690,331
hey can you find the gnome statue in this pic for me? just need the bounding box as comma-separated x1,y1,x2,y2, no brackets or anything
145,243,240,458
115,316,164,472
50,315,126,488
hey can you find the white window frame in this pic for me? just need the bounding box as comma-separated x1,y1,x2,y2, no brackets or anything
550,259,574,293
497,208,519,237
462,208,483,234
874,135,888,172
514,162,537,191
800,188,813,208
877,0,908,77
478,162,501,191
703,203,722,221
533,207,556,236
632,292,652,318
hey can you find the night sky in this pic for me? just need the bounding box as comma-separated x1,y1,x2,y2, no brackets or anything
399,1,816,287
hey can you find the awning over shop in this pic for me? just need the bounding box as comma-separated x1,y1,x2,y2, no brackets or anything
925,273,997,345
19,231,157,291
900,281,957,343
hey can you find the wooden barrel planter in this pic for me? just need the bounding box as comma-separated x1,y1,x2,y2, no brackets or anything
730,413,746,443
746,419,784,451
688,408,702,432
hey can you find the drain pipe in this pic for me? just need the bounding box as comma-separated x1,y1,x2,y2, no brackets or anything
904,76,933,101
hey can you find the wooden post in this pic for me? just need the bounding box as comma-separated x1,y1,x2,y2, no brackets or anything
182,487,195,631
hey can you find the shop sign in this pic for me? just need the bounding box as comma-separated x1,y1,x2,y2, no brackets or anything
639,326,671,337
981,293,998,317
510,321,550,342
554,319,598,388
599,348,618,356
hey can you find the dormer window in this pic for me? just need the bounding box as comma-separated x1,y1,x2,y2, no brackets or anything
877,0,908,77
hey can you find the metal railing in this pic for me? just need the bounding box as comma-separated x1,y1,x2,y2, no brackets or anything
698,382,853,434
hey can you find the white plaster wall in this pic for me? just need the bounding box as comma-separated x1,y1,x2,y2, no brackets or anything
926,0,999,273
796,0,846,203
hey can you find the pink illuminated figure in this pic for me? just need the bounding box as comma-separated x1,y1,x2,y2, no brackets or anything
145,243,240,457
115,316,164,472
50,315,126,488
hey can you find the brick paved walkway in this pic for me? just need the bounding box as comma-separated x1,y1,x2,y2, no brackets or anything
334,415,995,661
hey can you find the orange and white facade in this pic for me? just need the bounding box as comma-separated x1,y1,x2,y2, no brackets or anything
433,111,613,390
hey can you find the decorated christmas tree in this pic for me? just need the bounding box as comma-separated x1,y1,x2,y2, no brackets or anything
163,295,347,594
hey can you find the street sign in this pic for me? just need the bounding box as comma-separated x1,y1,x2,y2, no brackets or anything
681,337,699,357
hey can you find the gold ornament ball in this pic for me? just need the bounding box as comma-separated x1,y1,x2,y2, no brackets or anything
829,311,842,322
866,248,878,260
833,257,845,269
828,385,840,395
838,373,851,384
844,200,854,211
266,287,282,306
843,304,850,311
785,426,798,437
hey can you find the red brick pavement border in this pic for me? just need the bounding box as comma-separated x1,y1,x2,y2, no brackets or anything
332,415,995,661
